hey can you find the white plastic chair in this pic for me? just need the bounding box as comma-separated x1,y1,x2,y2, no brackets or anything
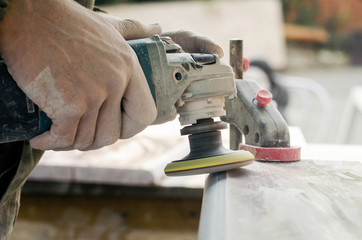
336,86,362,144
276,75,333,143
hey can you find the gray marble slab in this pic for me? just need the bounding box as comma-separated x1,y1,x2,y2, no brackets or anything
199,160,362,240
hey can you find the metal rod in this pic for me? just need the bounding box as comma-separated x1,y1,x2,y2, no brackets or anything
230,39,244,79
229,39,244,150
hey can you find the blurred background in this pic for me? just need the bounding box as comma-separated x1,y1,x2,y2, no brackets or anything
11,0,362,239
97,0,362,144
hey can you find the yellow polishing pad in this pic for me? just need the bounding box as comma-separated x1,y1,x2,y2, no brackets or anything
164,150,254,176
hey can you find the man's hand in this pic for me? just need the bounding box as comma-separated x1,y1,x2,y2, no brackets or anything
0,0,161,151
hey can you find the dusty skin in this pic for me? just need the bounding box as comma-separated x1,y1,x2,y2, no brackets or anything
0,0,161,151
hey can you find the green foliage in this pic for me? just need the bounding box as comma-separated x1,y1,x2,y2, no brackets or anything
281,0,319,27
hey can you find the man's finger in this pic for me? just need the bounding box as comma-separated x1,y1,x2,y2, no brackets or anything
87,98,122,150
119,19,162,40
30,117,79,150
119,59,157,139
71,109,99,150
162,30,224,57
100,14,162,40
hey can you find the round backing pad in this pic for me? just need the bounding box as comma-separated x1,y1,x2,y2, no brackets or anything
164,151,254,176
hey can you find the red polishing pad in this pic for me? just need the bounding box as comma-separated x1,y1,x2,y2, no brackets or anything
239,144,301,162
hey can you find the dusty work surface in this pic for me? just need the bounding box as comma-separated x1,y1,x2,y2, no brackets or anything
199,160,362,240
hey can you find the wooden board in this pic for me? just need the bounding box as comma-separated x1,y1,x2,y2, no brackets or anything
199,160,362,240
284,23,329,44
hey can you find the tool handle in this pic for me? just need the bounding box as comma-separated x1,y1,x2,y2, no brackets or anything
0,41,155,143
0,61,52,143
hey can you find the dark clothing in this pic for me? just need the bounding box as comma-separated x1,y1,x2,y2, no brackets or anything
0,142,43,240
0,0,8,21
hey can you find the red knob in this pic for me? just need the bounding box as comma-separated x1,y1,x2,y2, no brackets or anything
243,57,250,72
256,89,272,107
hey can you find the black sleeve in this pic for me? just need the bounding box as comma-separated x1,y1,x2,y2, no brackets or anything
0,0,8,21
0,142,22,200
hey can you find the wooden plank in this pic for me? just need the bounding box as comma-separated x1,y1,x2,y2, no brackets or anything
13,196,201,240
284,23,329,44
199,160,362,239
